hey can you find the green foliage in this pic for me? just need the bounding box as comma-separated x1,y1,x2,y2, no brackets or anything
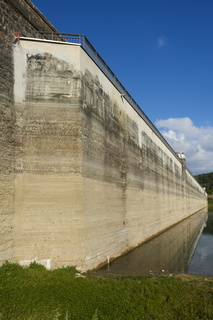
194,172,213,194
0,261,24,273
208,198,213,212
0,264,212,319
52,265,79,275
29,261,46,270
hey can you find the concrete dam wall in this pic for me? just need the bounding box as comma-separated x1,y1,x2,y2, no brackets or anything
0,0,58,266
1,0,207,271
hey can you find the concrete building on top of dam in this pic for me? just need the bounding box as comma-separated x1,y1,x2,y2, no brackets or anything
0,0,207,271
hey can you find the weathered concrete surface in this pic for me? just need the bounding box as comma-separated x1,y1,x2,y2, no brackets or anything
11,39,207,270
0,0,58,265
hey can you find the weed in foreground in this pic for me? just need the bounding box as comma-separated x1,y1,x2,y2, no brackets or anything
0,263,212,319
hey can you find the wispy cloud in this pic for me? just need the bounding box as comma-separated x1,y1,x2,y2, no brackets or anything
157,36,167,48
155,117,213,174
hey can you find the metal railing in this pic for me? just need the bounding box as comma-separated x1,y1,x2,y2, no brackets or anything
39,32,82,43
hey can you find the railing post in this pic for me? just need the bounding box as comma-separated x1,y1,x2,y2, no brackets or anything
81,35,85,49
95,52,98,65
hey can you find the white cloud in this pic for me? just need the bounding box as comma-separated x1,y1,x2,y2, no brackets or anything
155,117,213,174
157,36,167,48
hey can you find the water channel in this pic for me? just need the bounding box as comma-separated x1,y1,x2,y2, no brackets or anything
98,209,213,276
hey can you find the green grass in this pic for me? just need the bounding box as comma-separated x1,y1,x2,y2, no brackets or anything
208,197,213,212
0,262,212,319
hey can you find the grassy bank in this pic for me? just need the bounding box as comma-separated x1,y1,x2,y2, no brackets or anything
0,263,212,319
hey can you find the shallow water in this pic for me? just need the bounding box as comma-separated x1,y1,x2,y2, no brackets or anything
99,209,213,276
188,212,213,276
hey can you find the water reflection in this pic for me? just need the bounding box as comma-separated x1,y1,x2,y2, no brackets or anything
203,212,213,235
188,212,213,276
99,209,208,275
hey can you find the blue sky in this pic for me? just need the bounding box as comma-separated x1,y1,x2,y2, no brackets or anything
32,0,213,174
